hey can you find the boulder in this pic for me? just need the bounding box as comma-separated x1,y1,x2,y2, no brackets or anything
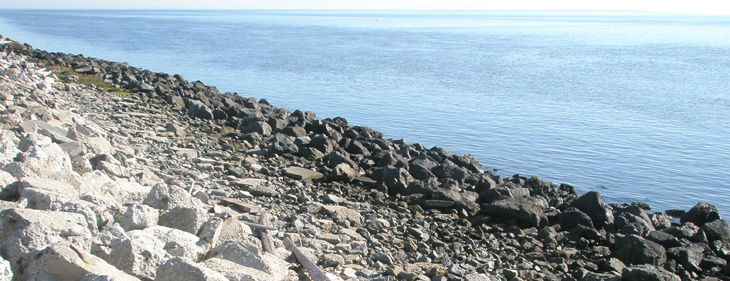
622,264,681,281
283,166,323,181
482,197,547,228
188,100,214,120
19,177,79,199
280,126,307,138
202,258,282,281
667,246,703,272
22,243,140,281
20,188,99,233
558,207,594,230
106,226,206,279
381,166,414,195
99,181,152,204
119,204,159,232
198,216,254,248
158,206,208,234
144,183,199,210
570,191,613,228
614,235,666,266
681,202,721,226
91,223,127,259
0,210,93,276
207,241,269,272
242,121,272,137
155,257,227,281
321,204,363,227
268,134,298,154
701,219,730,243
0,256,10,280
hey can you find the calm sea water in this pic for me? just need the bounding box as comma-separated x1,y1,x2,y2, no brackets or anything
1,10,729,216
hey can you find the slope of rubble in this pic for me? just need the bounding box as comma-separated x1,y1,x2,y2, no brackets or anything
0,36,729,281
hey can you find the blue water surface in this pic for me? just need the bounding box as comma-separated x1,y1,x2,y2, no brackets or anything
1,10,729,216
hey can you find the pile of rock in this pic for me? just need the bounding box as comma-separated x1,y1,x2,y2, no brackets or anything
0,35,729,281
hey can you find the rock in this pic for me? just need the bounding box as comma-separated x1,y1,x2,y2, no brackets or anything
280,126,307,138
22,242,140,281
0,256,12,281
321,204,363,226
19,187,99,233
155,257,227,281
242,121,272,136
98,181,151,205
482,197,547,228
283,166,323,180
381,166,414,195
326,163,359,183
701,219,730,243
202,258,282,281
106,226,206,279
432,161,468,182
320,253,345,268
0,212,93,277
96,161,130,178
198,216,252,248
646,231,682,248
249,185,280,198
144,183,198,210
188,100,214,120
91,223,126,259
208,241,270,273
158,206,208,234
119,204,159,231
558,207,594,230
422,200,454,209
615,211,655,236
622,264,681,281
681,202,721,226
570,191,613,228
667,247,703,272
18,177,79,198
614,235,666,266
268,134,298,154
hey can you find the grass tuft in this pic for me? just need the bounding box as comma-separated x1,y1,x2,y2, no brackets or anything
52,67,134,97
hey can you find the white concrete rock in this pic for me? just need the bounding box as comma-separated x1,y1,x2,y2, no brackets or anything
119,203,159,232
158,206,208,235
143,183,201,210
154,257,227,281
22,242,140,281
0,255,11,281
19,177,80,199
202,258,282,281
91,223,126,259
98,181,151,204
105,226,208,279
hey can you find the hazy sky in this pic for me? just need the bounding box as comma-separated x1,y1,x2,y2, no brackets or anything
1,0,728,15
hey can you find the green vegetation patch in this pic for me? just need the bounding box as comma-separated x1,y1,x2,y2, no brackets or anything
53,67,134,97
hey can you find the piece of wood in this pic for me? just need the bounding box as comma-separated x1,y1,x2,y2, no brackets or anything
284,237,331,281
258,212,276,254
220,198,263,213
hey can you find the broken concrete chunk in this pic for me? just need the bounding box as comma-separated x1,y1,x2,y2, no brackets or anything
22,243,140,281
120,203,159,232
158,206,208,235
155,257,227,281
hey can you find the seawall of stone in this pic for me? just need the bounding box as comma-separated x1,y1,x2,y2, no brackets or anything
0,36,728,281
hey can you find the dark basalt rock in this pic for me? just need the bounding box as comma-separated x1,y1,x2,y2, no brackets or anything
681,202,721,226
481,197,547,228
622,265,681,281
614,235,666,266
570,191,614,228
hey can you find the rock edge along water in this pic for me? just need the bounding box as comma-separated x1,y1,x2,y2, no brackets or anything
0,36,729,280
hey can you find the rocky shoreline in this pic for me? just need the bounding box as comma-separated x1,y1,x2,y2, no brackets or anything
0,36,728,281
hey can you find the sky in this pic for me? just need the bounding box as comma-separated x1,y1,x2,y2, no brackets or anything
1,0,729,15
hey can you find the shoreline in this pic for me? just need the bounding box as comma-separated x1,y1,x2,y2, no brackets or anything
1,36,729,280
